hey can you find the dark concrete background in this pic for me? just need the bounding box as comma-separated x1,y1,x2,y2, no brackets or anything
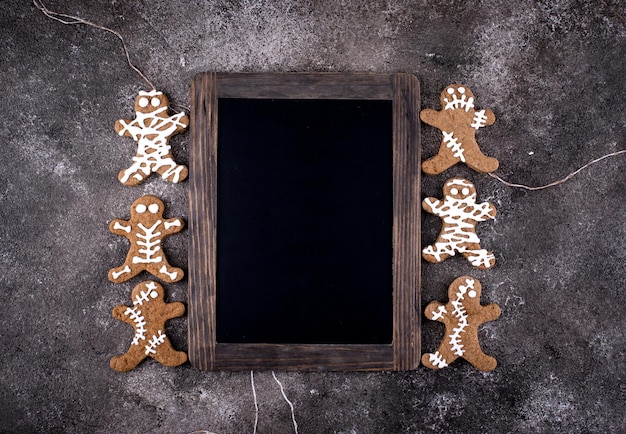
1,0,625,432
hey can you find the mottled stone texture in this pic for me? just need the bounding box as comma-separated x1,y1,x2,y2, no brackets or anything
1,0,625,432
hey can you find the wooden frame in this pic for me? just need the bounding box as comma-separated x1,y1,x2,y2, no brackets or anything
189,72,421,371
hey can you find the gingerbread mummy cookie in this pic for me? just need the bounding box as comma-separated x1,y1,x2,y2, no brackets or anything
420,84,499,175
115,90,188,186
422,276,501,372
422,178,496,269
110,281,187,372
108,195,184,283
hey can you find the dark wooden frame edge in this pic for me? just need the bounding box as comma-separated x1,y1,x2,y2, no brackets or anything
189,72,421,371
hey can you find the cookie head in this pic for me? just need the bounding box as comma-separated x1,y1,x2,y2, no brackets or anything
130,195,165,220
449,276,482,307
131,281,164,306
441,84,475,111
443,178,476,200
135,90,169,113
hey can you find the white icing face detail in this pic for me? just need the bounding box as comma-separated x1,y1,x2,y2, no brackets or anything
136,204,147,213
442,85,475,111
148,203,159,214
444,178,475,199
151,97,161,107
468,290,477,298
138,97,149,108
139,89,162,97
150,291,158,299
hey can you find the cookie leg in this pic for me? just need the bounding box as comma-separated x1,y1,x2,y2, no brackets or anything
108,263,141,283
422,150,459,175
462,247,495,269
110,345,146,372
464,140,499,173
148,262,184,283
422,242,455,264
421,347,457,370
156,158,188,184
463,346,498,372
118,164,151,186
151,342,188,367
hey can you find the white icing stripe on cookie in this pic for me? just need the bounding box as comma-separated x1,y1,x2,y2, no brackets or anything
445,178,474,188
159,266,177,280
471,109,488,130
466,250,496,268
442,131,466,162
448,278,474,356
133,287,158,306
428,351,448,368
111,265,131,280
132,221,163,264
144,330,166,355
113,222,131,233
444,94,474,111
431,305,447,321
125,306,147,345
138,90,163,97
117,106,187,184
164,219,182,230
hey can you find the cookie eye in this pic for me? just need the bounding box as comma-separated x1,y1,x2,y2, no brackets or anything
468,290,477,298
447,87,454,94
458,87,465,94
148,203,159,213
138,97,149,108
450,188,459,195
150,291,159,298
151,97,160,107
135,204,147,213
462,188,470,195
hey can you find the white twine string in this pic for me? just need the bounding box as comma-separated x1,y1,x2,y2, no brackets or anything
272,371,299,434
250,371,259,434
488,149,626,191
33,0,156,91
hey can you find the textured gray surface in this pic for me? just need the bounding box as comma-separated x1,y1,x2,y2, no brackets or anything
1,0,625,432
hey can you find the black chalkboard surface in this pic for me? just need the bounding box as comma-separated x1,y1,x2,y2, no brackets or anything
216,98,393,345
189,72,421,371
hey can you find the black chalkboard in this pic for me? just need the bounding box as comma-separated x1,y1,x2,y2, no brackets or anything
189,72,421,371
216,98,393,344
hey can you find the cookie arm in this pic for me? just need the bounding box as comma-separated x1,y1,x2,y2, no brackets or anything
115,118,142,140
161,112,188,134
470,108,496,130
422,197,444,216
484,109,496,126
473,202,497,221
112,305,135,325
109,219,133,238
114,119,134,137
162,218,185,235
162,301,186,320
177,114,189,132
424,301,447,323
420,109,445,129
480,303,501,322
